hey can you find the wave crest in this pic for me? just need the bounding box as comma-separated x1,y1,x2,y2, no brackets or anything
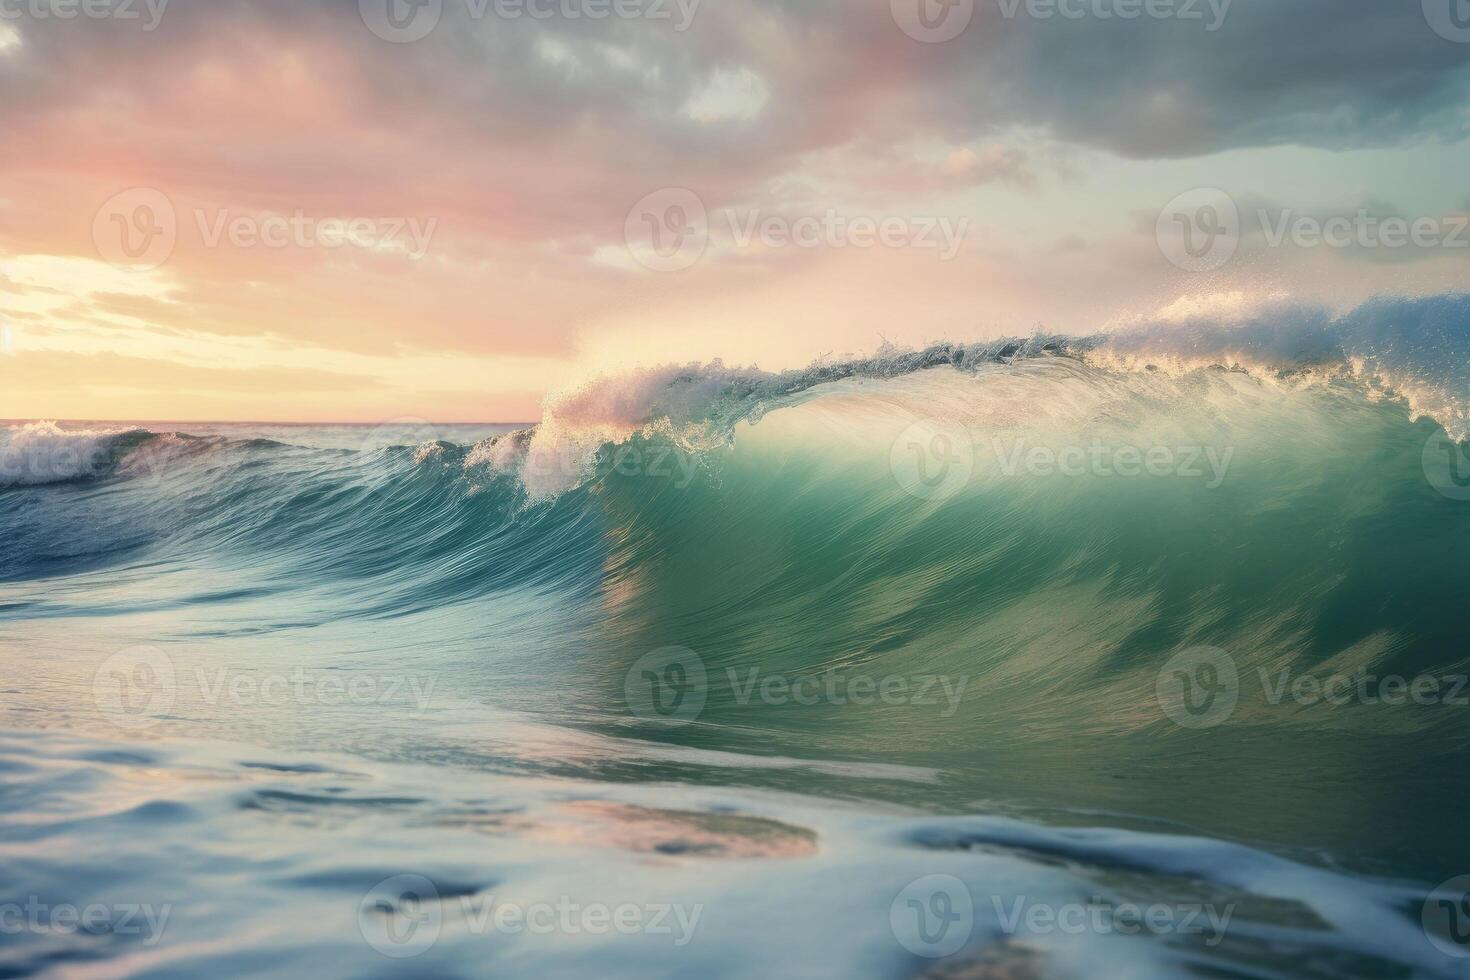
463,293,1469,499
0,421,154,488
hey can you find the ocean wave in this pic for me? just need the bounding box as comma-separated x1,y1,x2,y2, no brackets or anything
467,292,1469,499
8,293,1463,499
0,421,155,488
5,294,1469,979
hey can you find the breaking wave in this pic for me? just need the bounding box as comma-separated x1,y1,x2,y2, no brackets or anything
5,292,1470,977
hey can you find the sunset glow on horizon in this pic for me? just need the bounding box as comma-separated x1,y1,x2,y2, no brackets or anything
3,0,1469,422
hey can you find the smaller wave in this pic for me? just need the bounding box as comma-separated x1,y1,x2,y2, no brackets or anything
0,421,155,488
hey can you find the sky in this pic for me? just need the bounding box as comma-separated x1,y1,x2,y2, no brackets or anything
1,0,1468,422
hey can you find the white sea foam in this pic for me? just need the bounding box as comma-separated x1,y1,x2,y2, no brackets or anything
462,294,1470,499
0,421,150,488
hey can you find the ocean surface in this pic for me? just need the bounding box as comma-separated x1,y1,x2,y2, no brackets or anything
4,294,1470,978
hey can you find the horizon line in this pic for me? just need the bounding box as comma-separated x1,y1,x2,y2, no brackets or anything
1,418,541,427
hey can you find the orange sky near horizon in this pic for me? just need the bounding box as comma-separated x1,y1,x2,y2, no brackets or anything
3,1,1469,423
